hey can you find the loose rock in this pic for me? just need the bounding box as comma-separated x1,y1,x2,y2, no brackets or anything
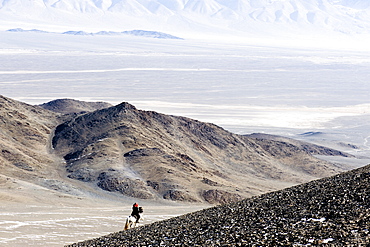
66,164,370,246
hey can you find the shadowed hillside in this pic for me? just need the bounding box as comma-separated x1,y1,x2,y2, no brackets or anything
66,164,370,246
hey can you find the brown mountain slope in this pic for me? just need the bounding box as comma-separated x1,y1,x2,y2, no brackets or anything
39,98,112,115
0,95,60,181
246,133,352,157
0,96,110,204
52,102,347,204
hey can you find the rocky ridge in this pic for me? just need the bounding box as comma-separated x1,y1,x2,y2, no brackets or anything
39,98,113,115
66,163,370,246
51,101,349,203
246,133,350,157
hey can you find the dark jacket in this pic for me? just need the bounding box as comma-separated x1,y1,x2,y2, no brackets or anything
131,205,141,223
131,206,139,216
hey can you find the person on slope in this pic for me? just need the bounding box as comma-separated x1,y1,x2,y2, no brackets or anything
131,203,142,223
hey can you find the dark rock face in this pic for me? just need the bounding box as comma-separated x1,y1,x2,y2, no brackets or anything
66,164,370,246
97,170,155,199
13,162,34,171
163,189,198,202
67,168,94,182
202,189,242,204
123,148,165,158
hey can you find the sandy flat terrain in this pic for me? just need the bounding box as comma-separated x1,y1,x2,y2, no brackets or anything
0,176,208,246
0,198,207,247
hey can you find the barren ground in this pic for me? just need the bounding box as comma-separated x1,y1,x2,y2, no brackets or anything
0,189,207,247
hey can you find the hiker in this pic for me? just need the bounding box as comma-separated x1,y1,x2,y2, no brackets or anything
131,203,141,223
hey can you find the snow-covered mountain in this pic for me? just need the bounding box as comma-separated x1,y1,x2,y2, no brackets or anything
1,0,370,40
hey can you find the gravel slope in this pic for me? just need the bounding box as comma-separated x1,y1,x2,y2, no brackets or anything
67,164,370,246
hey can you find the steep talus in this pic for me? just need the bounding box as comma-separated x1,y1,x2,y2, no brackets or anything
66,164,370,246
52,101,347,203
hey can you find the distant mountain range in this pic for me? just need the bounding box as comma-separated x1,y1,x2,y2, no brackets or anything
1,0,370,39
6,28,183,39
0,95,352,204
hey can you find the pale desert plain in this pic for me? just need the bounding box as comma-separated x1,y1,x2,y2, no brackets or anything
0,185,207,246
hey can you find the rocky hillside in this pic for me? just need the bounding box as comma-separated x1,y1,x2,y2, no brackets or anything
0,95,354,205
51,101,348,204
0,95,60,181
246,133,351,157
66,163,370,246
